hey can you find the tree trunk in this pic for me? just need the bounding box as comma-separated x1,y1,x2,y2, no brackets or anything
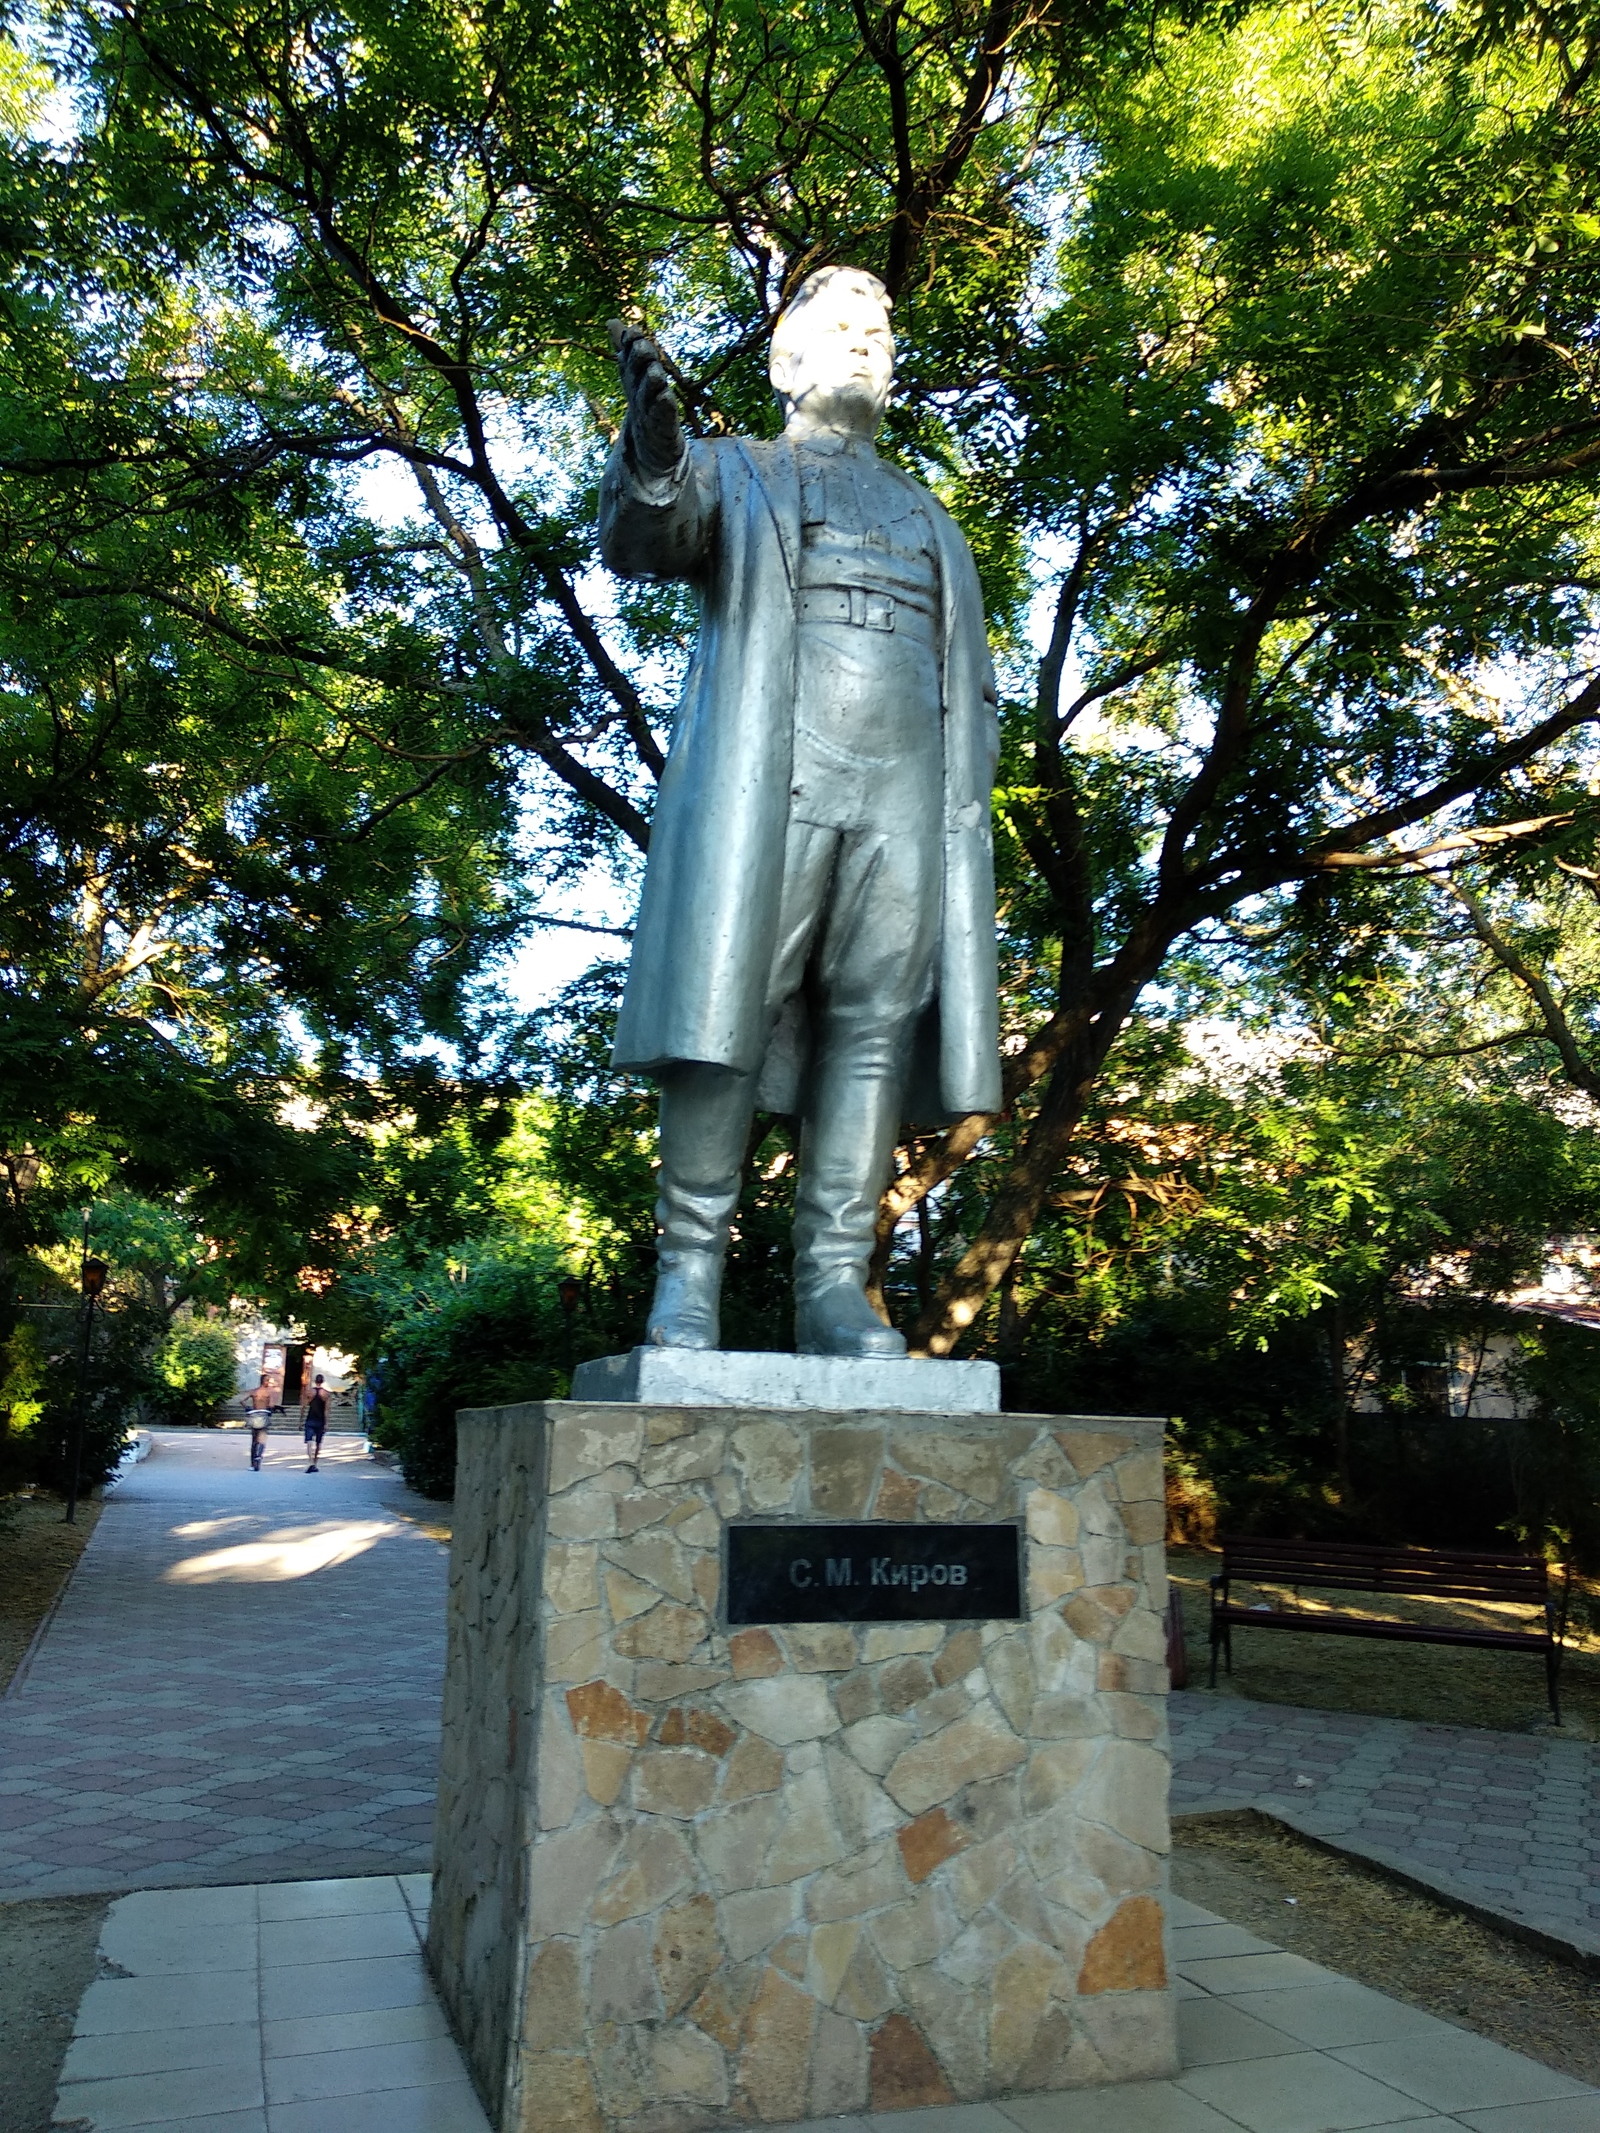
911,976,1150,1355
1328,1298,1353,1506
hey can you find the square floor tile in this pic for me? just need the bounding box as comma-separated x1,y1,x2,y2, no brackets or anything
51,2060,264,2128
1170,1924,1276,1961
258,1876,408,1922
1335,2033,1593,2113
1178,1997,1308,2068
72,1970,259,2036
266,2035,473,2105
767,2122,870,2133
1457,2105,1600,2131
105,1884,258,1929
268,2080,492,2132
1179,1952,1344,1995
61,2116,266,2133
1237,1983,1451,2050
998,2083,1241,2132
260,1909,421,1967
1164,1895,1226,1930
1179,2050,1441,2132
870,2109,1019,2133
98,1916,259,1977
61,2021,260,2083
263,2000,451,2060
260,1953,434,2023
1361,2122,1479,2132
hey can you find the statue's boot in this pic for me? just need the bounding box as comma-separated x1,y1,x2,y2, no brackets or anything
646,1065,755,1350
793,1047,907,1360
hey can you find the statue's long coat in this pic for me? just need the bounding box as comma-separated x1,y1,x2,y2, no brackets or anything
599,434,1002,1121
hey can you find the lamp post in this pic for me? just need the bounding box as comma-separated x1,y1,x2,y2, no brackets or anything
64,1215,108,1526
557,1275,582,1381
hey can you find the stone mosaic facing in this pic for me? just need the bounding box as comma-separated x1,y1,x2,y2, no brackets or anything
430,1403,1175,2133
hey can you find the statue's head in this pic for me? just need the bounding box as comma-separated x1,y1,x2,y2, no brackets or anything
770,266,895,434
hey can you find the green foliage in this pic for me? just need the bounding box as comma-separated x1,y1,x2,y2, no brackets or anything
0,1319,50,1489
3,1197,241,1486
0,1297,140,1494
366,1246,570,1498
4,0,1600,1524
1498,1319,1600,1579
151,1317,237,1428
305,1091,651,1494
0,32,49,140
983,1008,1600,1561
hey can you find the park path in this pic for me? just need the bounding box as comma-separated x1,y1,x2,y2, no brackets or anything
0,1431,446,1898
5,1426,1596,1963
1170,1688,1600,1961
53,1877,1600,2133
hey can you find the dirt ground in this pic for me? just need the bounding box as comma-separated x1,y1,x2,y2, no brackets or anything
1173,1811,1600,2084
0,1491,104,1696
1168,1546,1600,1738
0,1893,109,2133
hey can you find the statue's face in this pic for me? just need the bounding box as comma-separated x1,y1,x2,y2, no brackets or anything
771,285,895,431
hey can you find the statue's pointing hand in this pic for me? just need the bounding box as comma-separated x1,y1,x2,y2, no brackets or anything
608,320,685,479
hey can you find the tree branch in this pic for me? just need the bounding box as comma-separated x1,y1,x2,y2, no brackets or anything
1443,877,1600,1104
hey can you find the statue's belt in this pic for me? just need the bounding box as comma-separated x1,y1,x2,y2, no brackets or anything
797,585,936,636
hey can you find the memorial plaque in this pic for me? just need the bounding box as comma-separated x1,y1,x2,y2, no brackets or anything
726,1522,1022,1624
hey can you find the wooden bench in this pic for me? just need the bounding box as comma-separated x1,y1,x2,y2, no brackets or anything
1209,1536,1569,1722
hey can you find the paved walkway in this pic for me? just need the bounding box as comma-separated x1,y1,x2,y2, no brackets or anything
0,1433,447,1899
8,1426,1594,1965
53,1870,488,2132
1170,1690,1600,1961
52,1874,1600,2133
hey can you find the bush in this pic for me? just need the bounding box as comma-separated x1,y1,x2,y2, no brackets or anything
370,1250,571,1497
0,1308,141,1492
152,1319,238,1428
0,1321,52,1491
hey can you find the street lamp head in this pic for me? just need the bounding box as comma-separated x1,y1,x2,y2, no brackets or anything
82,1258,109,1299
557,1276,582,1317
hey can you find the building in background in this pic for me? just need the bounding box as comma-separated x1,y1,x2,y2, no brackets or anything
230,1314,358,1420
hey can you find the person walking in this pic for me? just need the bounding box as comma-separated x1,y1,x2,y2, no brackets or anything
303,1376,329,1471
248,1412,270,1471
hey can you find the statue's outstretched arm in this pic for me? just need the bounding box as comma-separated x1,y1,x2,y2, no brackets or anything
599,322,714,580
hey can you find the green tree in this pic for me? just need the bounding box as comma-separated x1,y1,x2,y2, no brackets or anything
150,1315,238,1426
8,0,1600,1363
365,1245,570,1497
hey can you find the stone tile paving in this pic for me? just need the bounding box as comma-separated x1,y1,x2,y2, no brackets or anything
53,1870,490,2131
53,1877,1600,2131
1170,1688,1600,1961
0,1432,447,1899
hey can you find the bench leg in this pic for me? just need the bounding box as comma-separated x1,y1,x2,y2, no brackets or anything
1547,1646,1562,1726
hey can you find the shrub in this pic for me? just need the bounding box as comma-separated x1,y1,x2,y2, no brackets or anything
0,1322,51,1491
369,1250,570,1497
0,1309,142,1492
152,1319,238,1428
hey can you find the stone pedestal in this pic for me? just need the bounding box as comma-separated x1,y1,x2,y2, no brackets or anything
429,1400,1176,2133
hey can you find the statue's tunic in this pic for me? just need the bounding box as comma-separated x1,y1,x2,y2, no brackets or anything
791,438,942,835
598,431,1002,1121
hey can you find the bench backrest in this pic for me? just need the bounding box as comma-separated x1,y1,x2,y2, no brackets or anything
1217,1536,1549,1605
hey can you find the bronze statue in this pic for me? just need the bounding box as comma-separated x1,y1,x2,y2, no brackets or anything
601,268,1000,1359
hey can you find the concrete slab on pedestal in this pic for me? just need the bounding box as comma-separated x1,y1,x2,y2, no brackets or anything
570,1344,1002,1412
